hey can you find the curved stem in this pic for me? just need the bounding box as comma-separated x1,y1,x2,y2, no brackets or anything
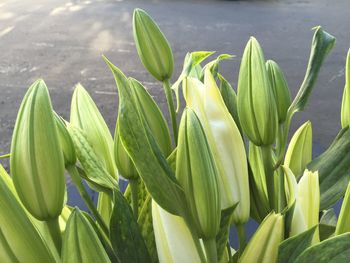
163,79,178,144
67,165,109,236
203,238,217,263
129,178,139,218
46,217,62,253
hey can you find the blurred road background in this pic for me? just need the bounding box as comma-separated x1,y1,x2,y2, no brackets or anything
0,0,349,249
0,0,349,156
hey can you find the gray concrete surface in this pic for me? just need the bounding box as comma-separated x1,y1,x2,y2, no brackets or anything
0,0,349,163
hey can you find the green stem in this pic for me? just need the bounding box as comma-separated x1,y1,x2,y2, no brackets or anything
0,153,10,159
163,79,178,144
261,145,276,211
129,178,139,218
277,167,286,212
226,242,233,263
67,165,109,236
275,111,293,169
237,224,246,253
203,238,217,263
46,217,62,253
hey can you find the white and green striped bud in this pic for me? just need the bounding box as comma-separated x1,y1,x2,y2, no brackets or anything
54,112,76,167
237,37,278,146
184,69,250,224
284,121,312,180
70,83,117,178
62,208,111,263
266,60,291,123
133,8,174,81
341,49,350,128
286,168,320,243
152,200,202,263
239,212,284,263
0,165,59,262
176,108,221,239
10,79,66,220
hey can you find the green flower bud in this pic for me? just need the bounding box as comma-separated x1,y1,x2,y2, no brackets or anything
54,112,76,167
284,121,312,180
239,212,284,263
114,121,138,180
152,200,202,263
184,69,250,224
266,60,291,123
341,49,350,128
62,208,111,263
70,83,117,178
335,182,350,235
237,37,278,146
176,108,221,239
133,8,174,81
0,165,59,262
10,79,66,220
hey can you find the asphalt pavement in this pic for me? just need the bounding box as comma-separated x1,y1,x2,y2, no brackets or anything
0,0,349,158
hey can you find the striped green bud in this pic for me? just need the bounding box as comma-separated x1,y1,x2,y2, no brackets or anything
0,165,59,262
70,83,117,178
152,200,201,263
266,60,291,123
133,8,174,81
284,121,312,180
341,49,350,128
237,37,278,146
54,112,76,167
176,109,221,239
114,121,138,180
10,79,65,220
239,212,284,263
62,208,111,263
184,69,250,224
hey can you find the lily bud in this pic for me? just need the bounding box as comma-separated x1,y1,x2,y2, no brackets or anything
176,109,221,239
114,121,138,180
237,37,278,146
152,200,202,263
184,69,250,224
239,212,284,263
266,60,291,123
0,164,59,262
284,121,312,180
10,79,65,220
62,208,111,263
341,49,350,128
70,83,117,178
286,168,320,243
54,112,76,167
133,8,174,81
335,182,350,235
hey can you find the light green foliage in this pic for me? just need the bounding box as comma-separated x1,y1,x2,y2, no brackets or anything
341,49,350,128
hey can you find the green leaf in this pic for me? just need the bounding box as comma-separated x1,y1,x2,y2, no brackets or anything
278,226,317,263
216,204,238,262
110,190,151,263
289,27,336,114
138,195,158,263
68,125,119,194
320,209,337,226
294,232,350,263
307,127,350,210
104,56,186,216
124,178,149,217
319,224,335,241
335,182,350,235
